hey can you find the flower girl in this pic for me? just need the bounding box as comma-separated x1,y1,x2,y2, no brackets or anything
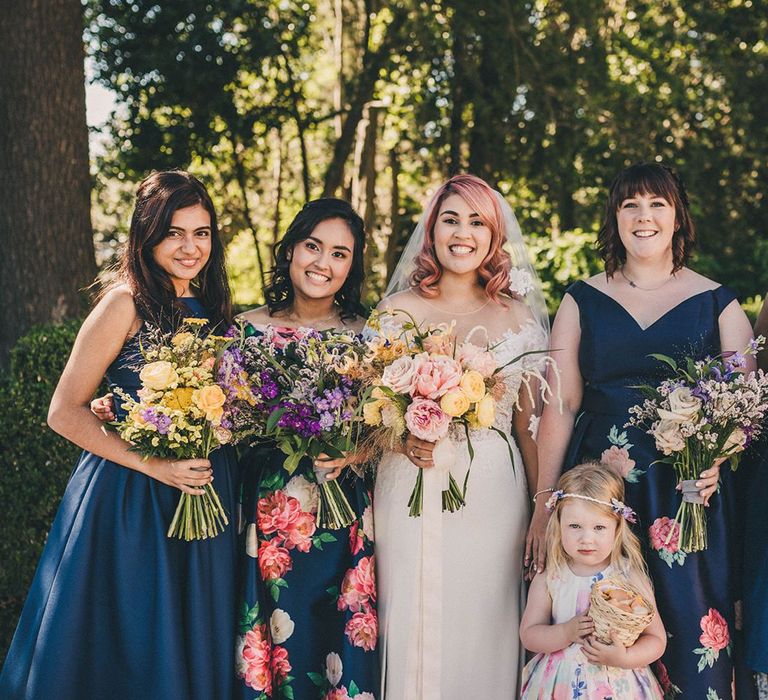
520,462,665,699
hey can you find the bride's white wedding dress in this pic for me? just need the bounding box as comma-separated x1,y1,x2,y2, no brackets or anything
373,311,546,699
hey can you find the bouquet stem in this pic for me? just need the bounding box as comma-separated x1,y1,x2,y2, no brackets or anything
670,449,709,553
167,483,230,541
315,478,356,530
407,470,466,517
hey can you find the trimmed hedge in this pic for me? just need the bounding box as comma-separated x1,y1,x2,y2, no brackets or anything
0,321,83,663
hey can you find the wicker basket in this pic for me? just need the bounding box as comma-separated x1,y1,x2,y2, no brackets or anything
589,576,655,647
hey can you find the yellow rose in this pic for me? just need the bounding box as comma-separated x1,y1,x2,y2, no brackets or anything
171,331,194,347
139,361,178,391
460,370,486,402
475,394,496,428
363,399,384,426
164,387,194,411
192,385,227,422
440,389,470,417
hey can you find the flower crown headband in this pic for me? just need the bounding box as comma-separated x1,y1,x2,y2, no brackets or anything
545,490,637,523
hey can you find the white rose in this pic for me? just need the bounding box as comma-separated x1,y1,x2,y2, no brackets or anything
325,651,343,686
284,474,319,514
653,419,686,455
381,355,416,395
139,360,178,391
245,523,259,558
270,609,295,644
362,504,375,542
722,427,747,455
658,387,702,424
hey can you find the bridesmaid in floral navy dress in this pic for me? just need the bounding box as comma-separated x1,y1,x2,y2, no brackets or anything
533,164,754,699
235,199,379,699
0,172,239,699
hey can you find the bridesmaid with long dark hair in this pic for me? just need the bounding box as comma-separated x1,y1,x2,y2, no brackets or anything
0,171,239,699
235,198,379,699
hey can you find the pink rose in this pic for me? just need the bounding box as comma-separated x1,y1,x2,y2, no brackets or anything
345,610,378,651
411,353,462,399
600,445,636,479
324,688,352,700
648,517,680,553
457,343,497,378
405,398,450,442
241,626,273,693
380,355,416,395
258,540,292,580
349,520,364,555
338,556,376,612
283,510,316,552
257,491,301,539
270,645,292,684
699,608,729,651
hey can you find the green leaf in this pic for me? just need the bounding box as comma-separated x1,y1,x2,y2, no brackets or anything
349,680,361,696
319,532,337,542
281,684,295,699
267,406,287,433
307,672,326,687
648,353,678,371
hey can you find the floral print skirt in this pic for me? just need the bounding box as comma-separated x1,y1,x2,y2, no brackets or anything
235,445,379,699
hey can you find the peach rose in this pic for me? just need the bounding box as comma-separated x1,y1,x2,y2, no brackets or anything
283,511,316,552
600,445,636,479
240,626,273,693
192,384,227,423
258,540,292,580
658,386,702,424
345,610,378,651
405,398,450,442
270,645,292,683
652,419,685,455
324,688,351,700
459,370,486,402
411,353,462,399
440,389,470,417
257,491,301,538
139,360,178,391
475,394,496,428
699,608,729,651
338,556,376,612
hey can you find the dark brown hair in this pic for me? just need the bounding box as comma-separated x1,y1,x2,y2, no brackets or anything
109,170,231,330
265,198,367,321
598,163,696,275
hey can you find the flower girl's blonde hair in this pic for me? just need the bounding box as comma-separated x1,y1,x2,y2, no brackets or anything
546,461,650,587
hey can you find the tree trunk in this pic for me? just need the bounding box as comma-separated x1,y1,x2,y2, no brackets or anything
272,128,284,248
0,0,95,366
321,5,408,197
232,146,267,291
355,105,381,297
384,144,403,284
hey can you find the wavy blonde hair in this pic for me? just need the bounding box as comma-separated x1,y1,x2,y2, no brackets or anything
546,462,651,588
410,174,512,302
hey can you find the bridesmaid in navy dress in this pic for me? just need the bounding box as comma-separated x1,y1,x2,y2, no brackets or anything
235,199,379,698
744,295,768,698
531,163,754,699
0,171,239,699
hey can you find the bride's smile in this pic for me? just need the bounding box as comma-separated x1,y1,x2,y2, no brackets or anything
433,193,492,276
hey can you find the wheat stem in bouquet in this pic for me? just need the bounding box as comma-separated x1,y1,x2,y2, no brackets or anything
629,338,768,552
114,318,255,540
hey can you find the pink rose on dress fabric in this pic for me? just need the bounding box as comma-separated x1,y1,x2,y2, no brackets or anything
270,645,292,684
699,608,730,651
324,688,352,700
345,610,378,651
600,445,636,479
240,626,273,693
283,510,316,552
349,520,364,555
410,353,462,399
258,540,292,580
257,491,301,539
380,355,417,395
648,517,681,553
457,343,497,378
404,398,450,442
338,555,377,612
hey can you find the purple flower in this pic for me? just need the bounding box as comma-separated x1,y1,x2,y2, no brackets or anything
140,407,172,435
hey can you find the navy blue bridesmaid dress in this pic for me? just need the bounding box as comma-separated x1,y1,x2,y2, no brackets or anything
563,280,741,699
0,298,239,700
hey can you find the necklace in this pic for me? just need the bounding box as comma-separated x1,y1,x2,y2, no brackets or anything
420,296,492,315
284,306,340,328
619,267,675,292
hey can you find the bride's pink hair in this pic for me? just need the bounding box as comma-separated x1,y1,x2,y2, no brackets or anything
410,174,512,302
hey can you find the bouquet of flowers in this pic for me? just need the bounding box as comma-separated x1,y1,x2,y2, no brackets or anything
234,326,367,529
628,338,768,552
113,318,255,540
362,310,552,516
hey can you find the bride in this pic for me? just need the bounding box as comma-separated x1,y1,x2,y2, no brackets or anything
372,174,550,698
